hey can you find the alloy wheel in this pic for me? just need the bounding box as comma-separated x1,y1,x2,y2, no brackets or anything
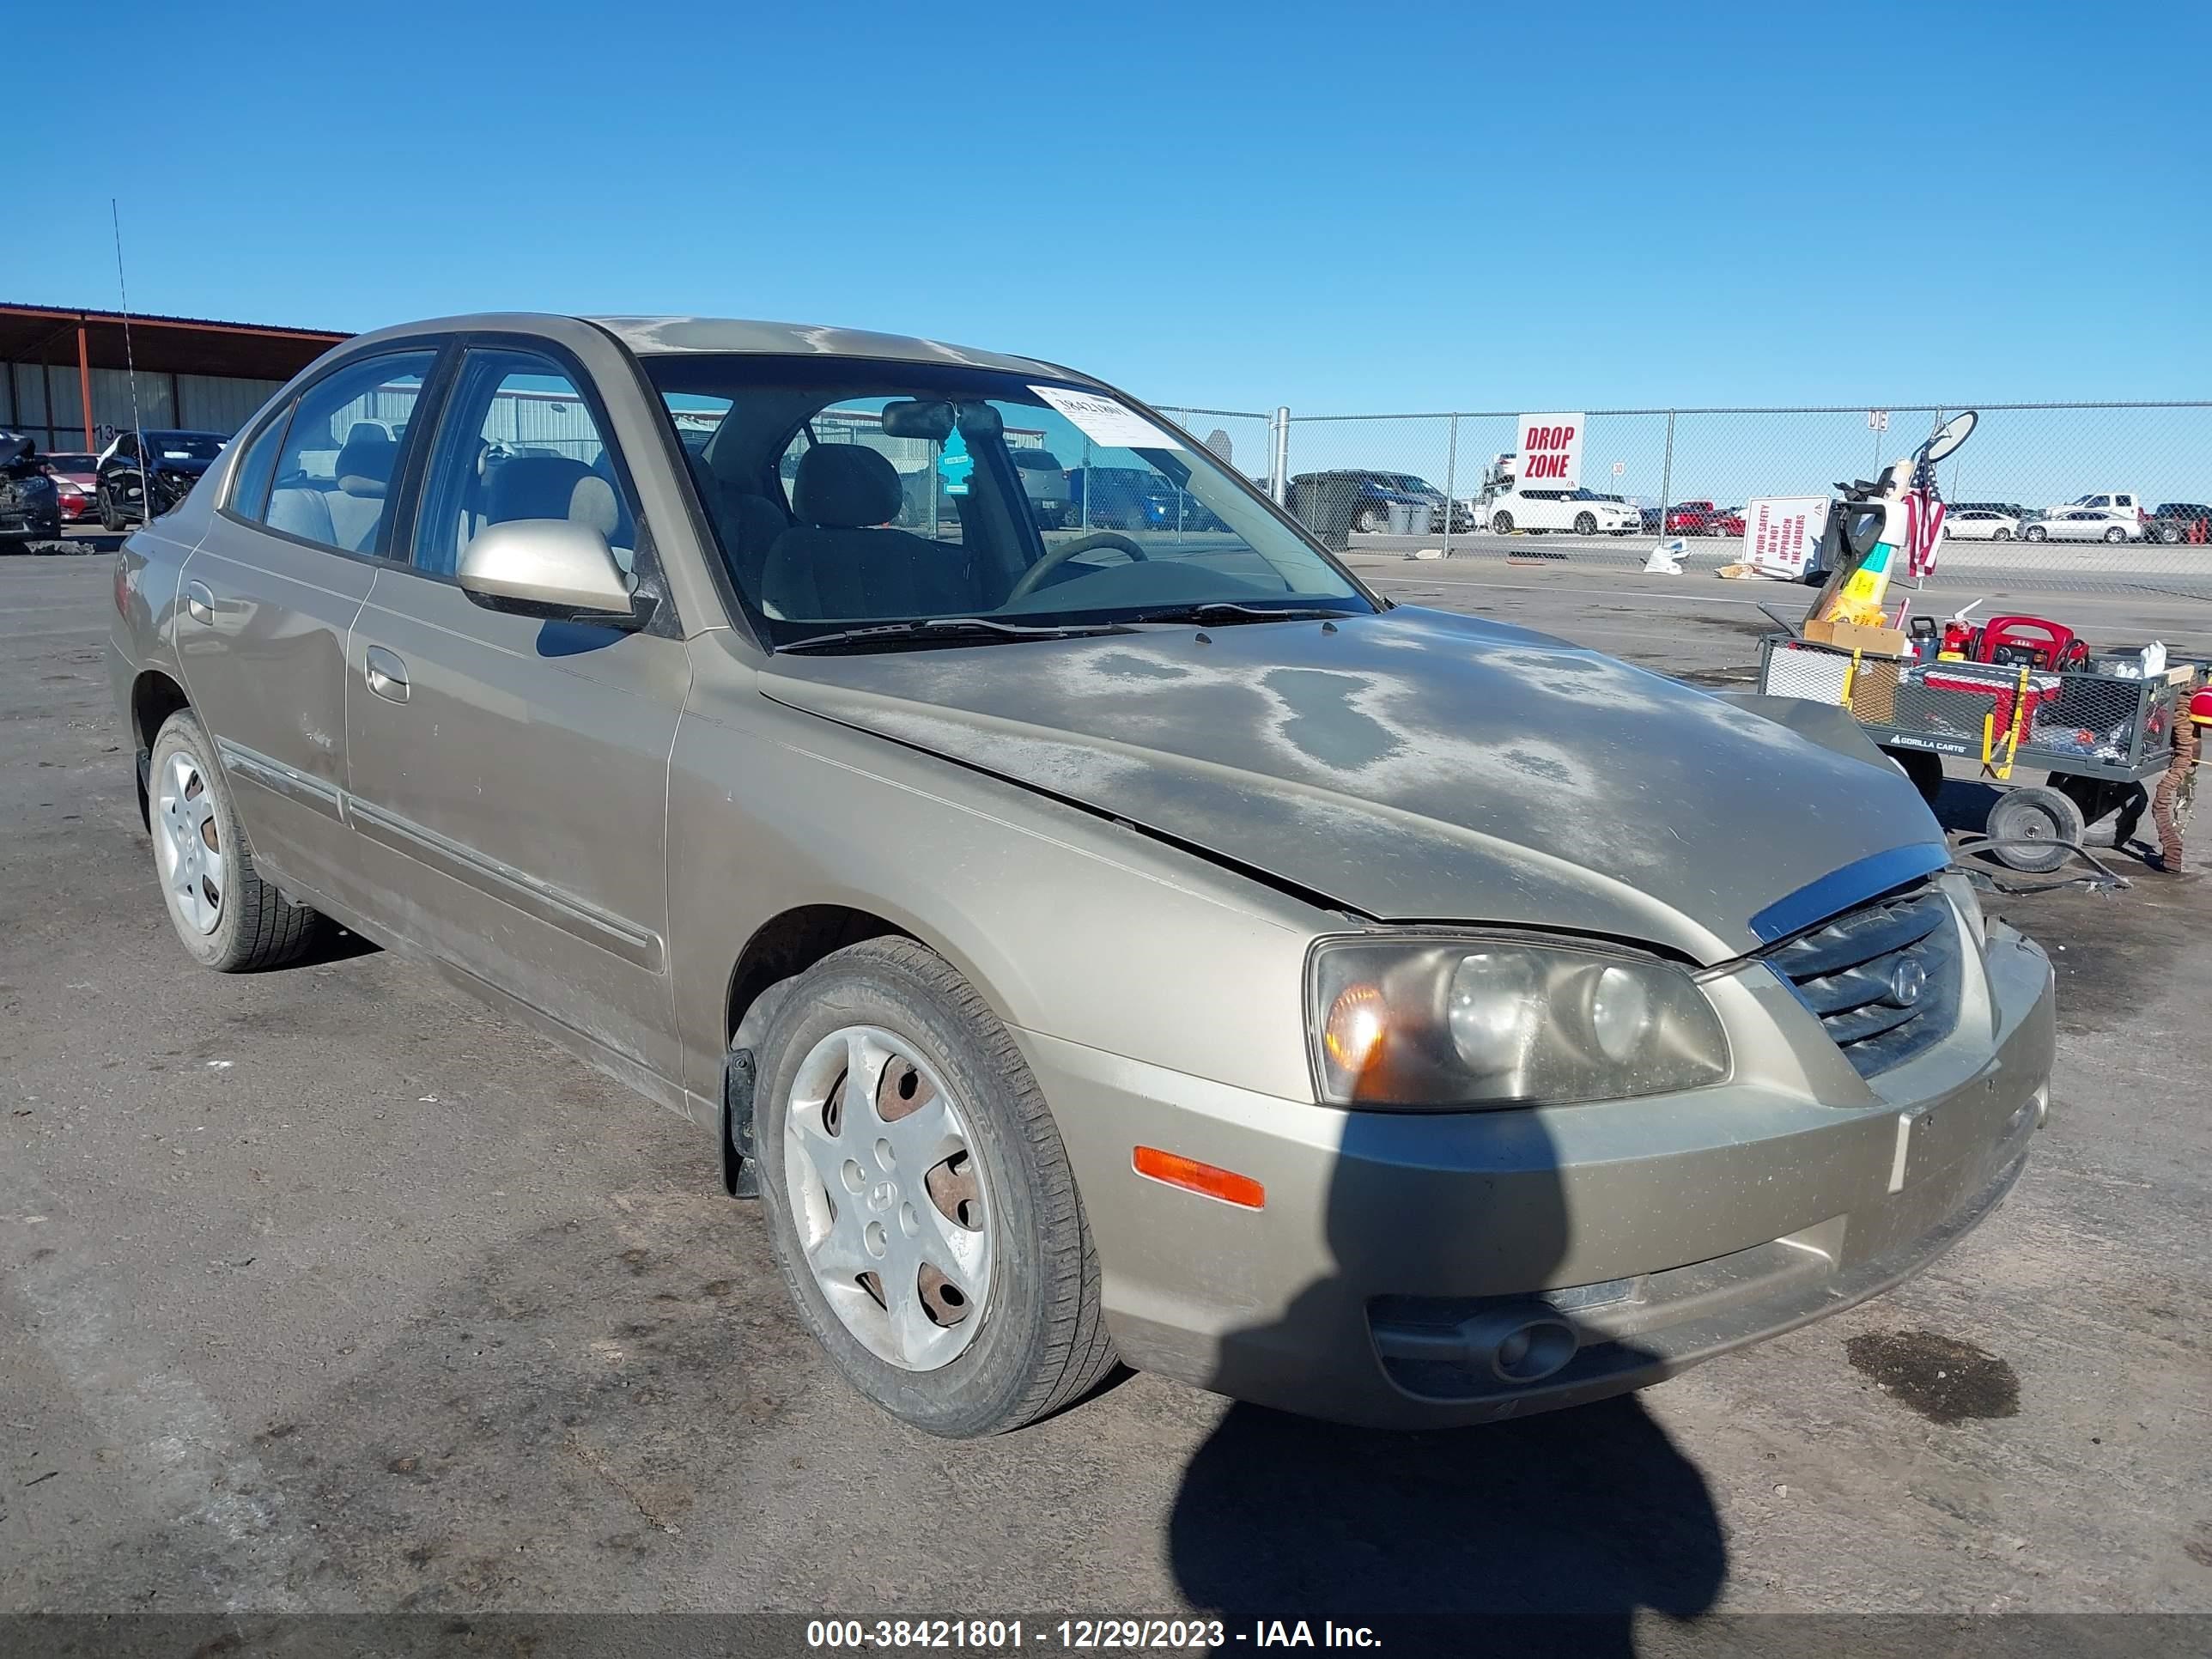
154,749,225,934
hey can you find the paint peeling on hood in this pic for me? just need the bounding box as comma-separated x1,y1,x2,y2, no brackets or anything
759,606,1943,964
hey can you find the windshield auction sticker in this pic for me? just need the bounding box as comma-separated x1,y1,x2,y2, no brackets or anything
1030,385,1182,451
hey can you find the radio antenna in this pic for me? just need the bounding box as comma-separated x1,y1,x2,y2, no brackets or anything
110,198,146,503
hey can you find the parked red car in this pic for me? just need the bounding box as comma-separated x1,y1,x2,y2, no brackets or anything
1664,500,1719,535
41,453,100,523
1711,506,1747,537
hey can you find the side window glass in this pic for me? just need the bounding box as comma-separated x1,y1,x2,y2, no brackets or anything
226,404,291,522
264,351,435,556
415,349,639,580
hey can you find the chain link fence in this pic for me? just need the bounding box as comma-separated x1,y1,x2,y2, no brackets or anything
1208,402,2212,597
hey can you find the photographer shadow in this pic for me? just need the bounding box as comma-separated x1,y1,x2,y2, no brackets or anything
1165,1109,1729,1654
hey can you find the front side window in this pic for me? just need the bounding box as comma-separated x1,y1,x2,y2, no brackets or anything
262,351,435,556
414,349,640,580
648,356,1371,645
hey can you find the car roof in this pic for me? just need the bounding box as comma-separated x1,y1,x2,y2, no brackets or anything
592,315,1066,375
336,312,1085,380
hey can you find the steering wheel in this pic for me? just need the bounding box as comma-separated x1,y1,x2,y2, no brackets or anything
1006,531,1149,602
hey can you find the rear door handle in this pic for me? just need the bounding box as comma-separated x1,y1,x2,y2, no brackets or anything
185,580,214,625
364,646,410,704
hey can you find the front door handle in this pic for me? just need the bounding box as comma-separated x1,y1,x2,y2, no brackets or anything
364,646,410,704
185,580,214,625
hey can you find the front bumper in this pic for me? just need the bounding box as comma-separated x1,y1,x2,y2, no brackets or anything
1020,921,2054,1427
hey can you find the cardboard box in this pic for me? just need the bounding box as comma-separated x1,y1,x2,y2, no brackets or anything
1850,659,1899,723
1803,616,1912,658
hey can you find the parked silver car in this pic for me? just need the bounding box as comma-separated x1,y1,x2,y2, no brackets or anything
109,314,2055,1436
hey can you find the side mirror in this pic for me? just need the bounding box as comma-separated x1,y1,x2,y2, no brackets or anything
456,519,642,625
1919,410,1978,464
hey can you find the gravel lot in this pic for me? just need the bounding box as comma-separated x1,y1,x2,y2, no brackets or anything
3,552,2208,1638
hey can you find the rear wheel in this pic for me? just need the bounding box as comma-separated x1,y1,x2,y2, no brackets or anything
1352,506,1384,534
2103,526,2127,544
2160,525,2182,544
755,938,1115,1437
1993,527,2013,542
1573,512,1597,534
1491,511,1514,534
2024,524,2047,543
1986,784,2086,873
148,710,325,969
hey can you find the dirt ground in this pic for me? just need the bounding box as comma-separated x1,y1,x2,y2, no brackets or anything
3,552,2208,1639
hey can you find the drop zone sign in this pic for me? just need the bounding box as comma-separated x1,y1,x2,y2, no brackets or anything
1516,413,1583,485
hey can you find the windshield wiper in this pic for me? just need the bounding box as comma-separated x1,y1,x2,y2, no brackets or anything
776,617,1137,653
1125,602,1361,627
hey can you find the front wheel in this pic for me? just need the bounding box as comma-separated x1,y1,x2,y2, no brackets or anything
2159,525,2183,544
1491,511,1514,534
148,710,325,969
1993,528,2012,542
97,487,125,532
1352,506,1384,534
2024,525,2047,543
2104,526,2128,544
756,938,1116,1437
1573,512,1596,534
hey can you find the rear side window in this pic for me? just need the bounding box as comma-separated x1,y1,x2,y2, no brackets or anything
260,351,435,557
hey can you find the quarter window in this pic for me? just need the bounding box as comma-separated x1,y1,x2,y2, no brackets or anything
225,404,289,521
261,351,435,556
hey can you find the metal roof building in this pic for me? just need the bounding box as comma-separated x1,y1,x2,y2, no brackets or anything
0,301,347,456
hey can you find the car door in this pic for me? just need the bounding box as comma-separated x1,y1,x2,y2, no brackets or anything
343,337,690,1086
176,345,441,918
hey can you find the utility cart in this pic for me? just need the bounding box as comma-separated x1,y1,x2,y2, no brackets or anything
1758,634,2198,872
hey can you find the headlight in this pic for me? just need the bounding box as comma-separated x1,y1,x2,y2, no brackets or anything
1308,936,1729,1109
1937,870,1986,945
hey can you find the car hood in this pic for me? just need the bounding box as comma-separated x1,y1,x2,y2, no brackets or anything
757,607,1944,964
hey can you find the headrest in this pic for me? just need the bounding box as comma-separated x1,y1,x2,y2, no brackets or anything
568,474,623,543
485,455,590,524
791,444,900,529
345,422,388,446
335,430,398,497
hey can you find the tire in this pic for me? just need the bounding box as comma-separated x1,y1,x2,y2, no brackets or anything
1993,528,2012,542
1573,512,1597,535
1352,506,1383,534
1986,784,2085,874
1491,511,1514,534
148,710,325,970
2024,525,2047,543
97,487,125,532
1886,747,1944,807
2104,526,2127,544
754,938,1116,1437
2159,526,2182,544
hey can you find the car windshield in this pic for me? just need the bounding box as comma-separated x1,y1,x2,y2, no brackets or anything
146,433,224,461
46,453,95,471
647,356,1373,646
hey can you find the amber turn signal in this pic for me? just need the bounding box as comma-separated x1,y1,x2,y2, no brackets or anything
1133,1146,1265,1210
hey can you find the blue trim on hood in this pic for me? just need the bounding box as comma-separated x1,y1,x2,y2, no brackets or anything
1747,843,1951,944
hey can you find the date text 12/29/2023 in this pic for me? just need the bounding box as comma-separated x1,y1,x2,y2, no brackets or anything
805,1620,1383,1650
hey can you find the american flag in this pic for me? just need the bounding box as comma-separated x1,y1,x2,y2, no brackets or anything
1900,454,1947,579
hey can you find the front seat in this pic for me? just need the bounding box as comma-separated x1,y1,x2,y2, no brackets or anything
760,445,971,621
327,422,398,552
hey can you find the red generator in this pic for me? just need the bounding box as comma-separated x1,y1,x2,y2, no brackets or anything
1973,615,2090,672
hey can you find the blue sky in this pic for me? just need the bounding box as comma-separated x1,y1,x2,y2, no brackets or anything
15,1,2208,415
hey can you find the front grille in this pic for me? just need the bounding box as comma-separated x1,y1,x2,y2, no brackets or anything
1764,885,1961,1079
